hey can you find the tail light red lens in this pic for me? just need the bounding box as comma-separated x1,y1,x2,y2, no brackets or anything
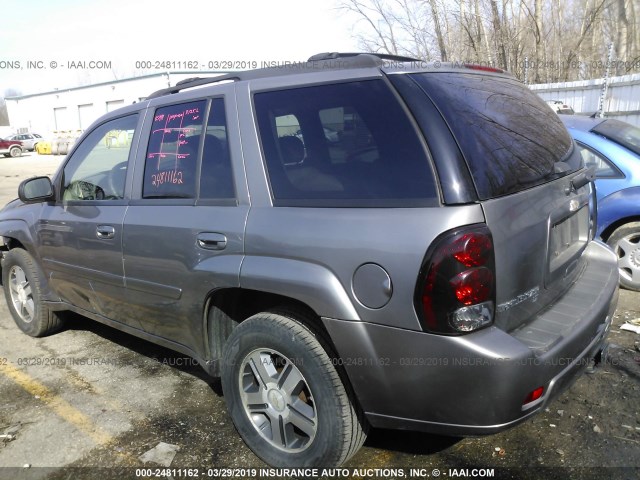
416,225,496,334
451,268,494,305
452,233,493,267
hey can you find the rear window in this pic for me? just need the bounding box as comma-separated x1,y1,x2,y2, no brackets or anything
591,119,640,157
254,80,437,207
410,73,580,200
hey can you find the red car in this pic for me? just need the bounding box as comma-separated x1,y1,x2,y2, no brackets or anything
0,137,23,158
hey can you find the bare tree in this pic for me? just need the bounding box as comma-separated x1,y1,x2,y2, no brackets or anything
616,0,630,74
338,0,640,82
533,0,543,82
428,0,448,61
489,0,508,69
562,0,607,80
339,0,401,54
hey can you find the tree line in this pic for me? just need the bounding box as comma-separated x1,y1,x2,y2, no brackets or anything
339,0,640,83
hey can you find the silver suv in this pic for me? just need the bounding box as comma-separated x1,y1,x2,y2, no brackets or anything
8,132,44,151
0,53,619,468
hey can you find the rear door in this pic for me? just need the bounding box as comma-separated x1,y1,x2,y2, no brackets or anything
122,88,247,352
403,72,589,332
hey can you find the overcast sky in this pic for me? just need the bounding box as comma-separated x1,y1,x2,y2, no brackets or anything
0,0,360,96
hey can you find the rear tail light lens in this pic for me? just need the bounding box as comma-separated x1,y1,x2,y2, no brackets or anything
416,225,496,334
452,233,493,267
450,268,493,305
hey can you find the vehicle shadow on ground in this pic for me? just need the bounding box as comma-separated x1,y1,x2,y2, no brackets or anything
61,312,224,396
364,428,461,455
60,313,466,457
0,301,474,458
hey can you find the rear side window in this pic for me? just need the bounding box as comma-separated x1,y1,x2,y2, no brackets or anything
200,98,235,199
411,73,580,200
143,100,206,198
254,80,437,207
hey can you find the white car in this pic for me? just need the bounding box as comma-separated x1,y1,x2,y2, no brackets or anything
546,100,575,115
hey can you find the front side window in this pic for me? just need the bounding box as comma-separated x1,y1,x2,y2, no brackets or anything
143,100,206,198
62,114,138,201
254,80,437,206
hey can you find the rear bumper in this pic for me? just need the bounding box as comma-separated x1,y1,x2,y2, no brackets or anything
323,241,618,435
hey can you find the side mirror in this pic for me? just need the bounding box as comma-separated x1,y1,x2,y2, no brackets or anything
18,176,55,203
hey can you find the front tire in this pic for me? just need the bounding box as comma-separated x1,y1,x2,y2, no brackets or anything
606,222,640,291
2,248,64,336
9,146,22,158
221,310,367,467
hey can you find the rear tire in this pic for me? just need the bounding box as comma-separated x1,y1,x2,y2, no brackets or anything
221,309,367,467
606,222,640,291
2,248,64,336
9,146,21,158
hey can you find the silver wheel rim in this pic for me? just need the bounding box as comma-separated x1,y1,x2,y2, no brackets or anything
614,231,640,288
239,348,317,452
8,265,35,323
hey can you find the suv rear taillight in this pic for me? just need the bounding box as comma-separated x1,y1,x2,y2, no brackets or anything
416,225,496,334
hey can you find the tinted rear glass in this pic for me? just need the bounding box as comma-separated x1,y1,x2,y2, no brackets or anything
254,80,437,207
410,73,579,200
591,119,640,157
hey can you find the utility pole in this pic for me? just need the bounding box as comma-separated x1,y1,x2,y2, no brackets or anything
597,43,614,118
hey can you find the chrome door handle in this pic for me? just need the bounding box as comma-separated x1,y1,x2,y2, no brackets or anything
196,232,227,250
96,225,115,239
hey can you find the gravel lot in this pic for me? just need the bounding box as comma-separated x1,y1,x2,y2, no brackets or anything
0,152,638,480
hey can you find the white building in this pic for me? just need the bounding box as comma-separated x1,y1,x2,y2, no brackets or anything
5,71,227,136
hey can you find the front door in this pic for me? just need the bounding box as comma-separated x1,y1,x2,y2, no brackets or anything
37,113,140,324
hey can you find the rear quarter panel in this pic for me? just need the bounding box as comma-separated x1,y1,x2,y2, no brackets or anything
596,186,640,238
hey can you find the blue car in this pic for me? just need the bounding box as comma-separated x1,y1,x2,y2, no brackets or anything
562,115,640,291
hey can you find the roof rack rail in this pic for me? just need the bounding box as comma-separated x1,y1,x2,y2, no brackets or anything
146,74,240,99
308,52,421,63
145,52,424,99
